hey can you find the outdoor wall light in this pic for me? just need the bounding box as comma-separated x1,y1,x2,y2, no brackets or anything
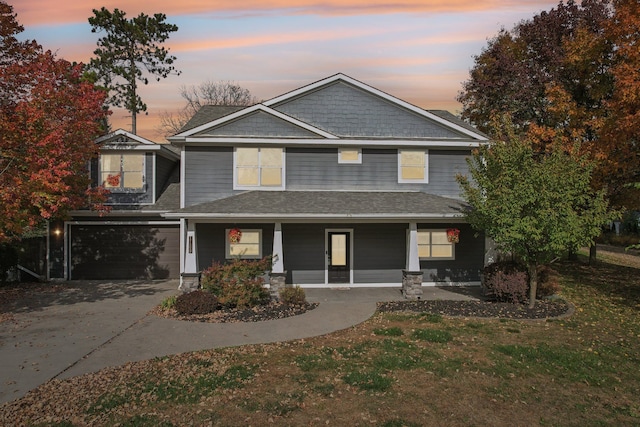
53,228,62,236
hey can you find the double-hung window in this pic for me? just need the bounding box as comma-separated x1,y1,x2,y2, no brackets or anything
100,153,144,190
234,147,284,189
398,149,428,183
417,230,455,260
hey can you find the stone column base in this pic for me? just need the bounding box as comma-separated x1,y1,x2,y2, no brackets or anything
402,270,423,300
180,272,201,293
269,271,287,300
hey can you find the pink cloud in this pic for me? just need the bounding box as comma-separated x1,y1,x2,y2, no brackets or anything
16,1,559,26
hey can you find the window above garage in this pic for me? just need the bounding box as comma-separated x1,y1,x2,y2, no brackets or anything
100,153,145,192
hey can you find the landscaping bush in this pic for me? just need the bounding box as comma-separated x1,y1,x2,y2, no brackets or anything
201,257,272,309
160,295,177,310
483,261,529,304
279,286,307,305
175,290,220,315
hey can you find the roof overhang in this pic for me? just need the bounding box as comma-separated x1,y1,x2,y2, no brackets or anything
172,137,483,149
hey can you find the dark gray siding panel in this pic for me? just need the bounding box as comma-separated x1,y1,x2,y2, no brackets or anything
353,223,406,283
196,223,275,270
202,111,318,138
70,224,179,280
418,223,484,282
156,155,178,198
282,224,325,284
184,147,237,206
274,81,467,139
286,148,470,197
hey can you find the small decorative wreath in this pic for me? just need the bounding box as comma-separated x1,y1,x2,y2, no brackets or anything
446,228,460,243
228,228,242,243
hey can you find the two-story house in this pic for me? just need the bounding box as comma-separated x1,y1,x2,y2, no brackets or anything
47,73,488,297
166,73,489,296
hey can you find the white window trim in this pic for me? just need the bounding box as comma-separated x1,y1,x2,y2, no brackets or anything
233,147,285,191
225,228,263,259
99,152,146,193
398,149,429,184
338,148,362,164
417,229,455,260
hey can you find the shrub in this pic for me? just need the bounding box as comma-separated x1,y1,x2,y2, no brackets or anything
279,286,306,305
215,277,270,308
175,290,220,315
201,257,272,309
483,261,529,304
160,295,177,310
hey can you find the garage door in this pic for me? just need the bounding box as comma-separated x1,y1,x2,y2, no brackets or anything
69,224,180,280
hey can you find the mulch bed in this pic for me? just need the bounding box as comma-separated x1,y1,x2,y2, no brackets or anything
151,302,319,323
377,298,572,320
151,297,572,323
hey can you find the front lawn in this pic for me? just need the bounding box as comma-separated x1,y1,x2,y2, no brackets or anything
2,252,639,426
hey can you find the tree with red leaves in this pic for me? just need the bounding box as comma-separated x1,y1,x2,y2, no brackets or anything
0,2,109,241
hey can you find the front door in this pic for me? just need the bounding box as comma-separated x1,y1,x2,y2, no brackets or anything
328,231,350,283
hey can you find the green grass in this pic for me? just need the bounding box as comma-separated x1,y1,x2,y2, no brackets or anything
342,370,393,392
373,326,404,336
411,328,453,343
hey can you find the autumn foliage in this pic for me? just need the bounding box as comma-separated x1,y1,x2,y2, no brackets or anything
0,2,109,241
458,0,640,210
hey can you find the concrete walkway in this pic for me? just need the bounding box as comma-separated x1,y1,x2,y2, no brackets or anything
0,281,480,405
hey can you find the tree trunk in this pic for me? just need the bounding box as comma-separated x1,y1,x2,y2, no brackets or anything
589,243,597,265
528,262,538,309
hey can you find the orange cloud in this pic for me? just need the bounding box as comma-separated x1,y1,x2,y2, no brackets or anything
16,0,558,26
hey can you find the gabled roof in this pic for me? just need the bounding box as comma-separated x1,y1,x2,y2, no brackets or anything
178,105,245,133
264,73,487,141
165,191,467,220
168,73,488,145
97,129,180,160
172,104,338,139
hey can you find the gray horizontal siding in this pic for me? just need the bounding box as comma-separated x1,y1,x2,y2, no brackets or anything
274,81,467,139
184,147,237,207
282,224,326,284
353,223,406,284
156,155,178,198
286,148,470,197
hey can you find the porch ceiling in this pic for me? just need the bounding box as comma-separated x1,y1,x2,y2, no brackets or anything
166,191,468,219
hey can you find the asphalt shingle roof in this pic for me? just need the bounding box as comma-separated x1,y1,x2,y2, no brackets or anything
171,191,466,218
177,105,246,134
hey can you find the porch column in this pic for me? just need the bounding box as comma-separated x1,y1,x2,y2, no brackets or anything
406,222,420,271
270,222,287,300
272,222,284,273
180,220,200,292
403,222,423,300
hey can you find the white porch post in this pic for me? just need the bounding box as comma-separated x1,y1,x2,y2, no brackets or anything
406,222,420,271
184,220,198,273
180,220,200,292
272,222,284,273
403,222,423,300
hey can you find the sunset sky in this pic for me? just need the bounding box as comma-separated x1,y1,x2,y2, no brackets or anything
14,0,559,142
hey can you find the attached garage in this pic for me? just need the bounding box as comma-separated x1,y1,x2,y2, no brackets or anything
69,223,180,280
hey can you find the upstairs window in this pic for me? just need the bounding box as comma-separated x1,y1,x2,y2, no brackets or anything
234,147,284,189
398,149,428,183
100,153,144,190
417,230,454,260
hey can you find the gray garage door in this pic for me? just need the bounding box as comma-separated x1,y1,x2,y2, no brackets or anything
70,224,180,280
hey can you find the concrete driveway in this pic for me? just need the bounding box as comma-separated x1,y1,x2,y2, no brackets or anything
0,281,480,405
